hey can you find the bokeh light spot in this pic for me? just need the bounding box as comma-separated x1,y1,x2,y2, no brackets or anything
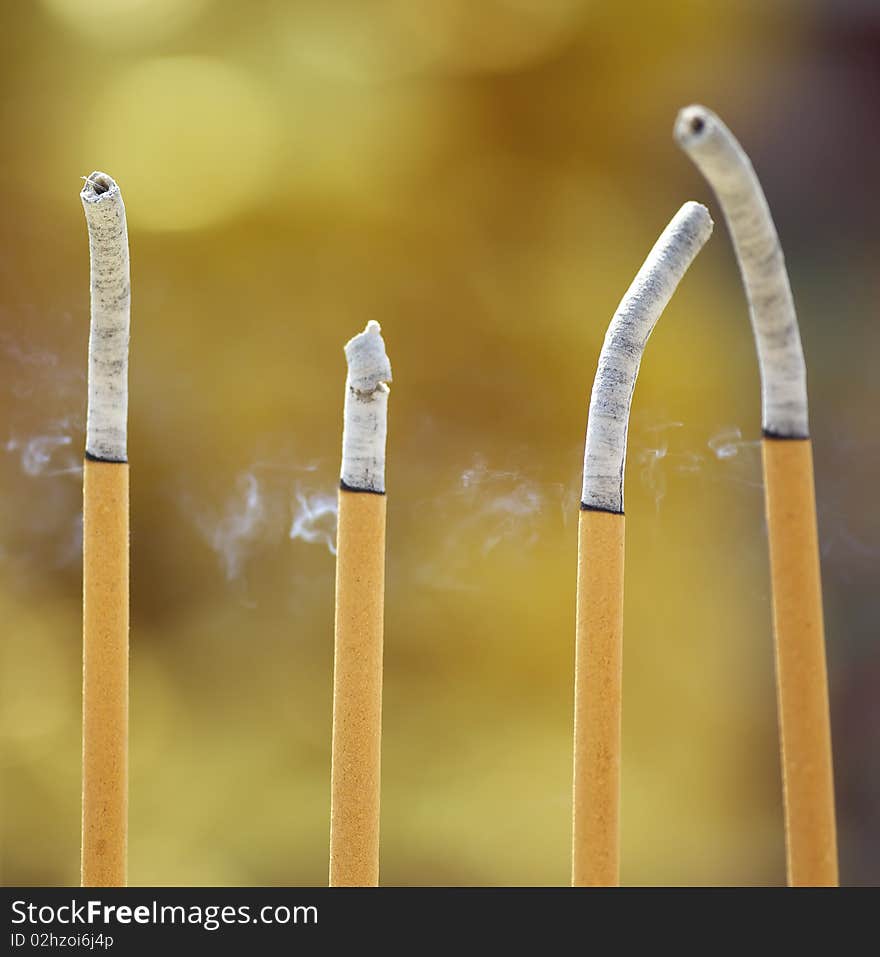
41,0,210,45
389,0,589,75
80,57,281,231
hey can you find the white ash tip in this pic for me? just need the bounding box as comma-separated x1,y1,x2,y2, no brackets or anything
344,321,392,393
677,200,714,242
674,105,716,150
581,201,713,513
341,322,392,493
81,171,119,203
82,169,129,462
674,103,809,437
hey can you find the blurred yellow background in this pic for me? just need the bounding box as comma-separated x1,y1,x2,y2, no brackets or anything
1,0,878,886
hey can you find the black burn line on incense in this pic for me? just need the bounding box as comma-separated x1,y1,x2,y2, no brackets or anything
579,501,623,515
340,479,386,495
85,450,128,464
762,429,811,441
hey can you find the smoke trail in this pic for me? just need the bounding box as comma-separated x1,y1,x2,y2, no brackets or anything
410,455,574,590
201,472,268,581
290,490,337,555
0,324,86,572
4,432,82,478
708,426,760,460
637,440,669,511
186,464,338,580
458,456,559,554
634,421,687,510
1,429,83,570
632,421,769,507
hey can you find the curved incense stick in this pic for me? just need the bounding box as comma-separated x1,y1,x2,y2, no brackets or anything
573,202,712,888
675,106,838,887
341,320,392,493
80,172,130,887
81,172,130,463
331,322,391,886
581,201,714,513
674,106,807,439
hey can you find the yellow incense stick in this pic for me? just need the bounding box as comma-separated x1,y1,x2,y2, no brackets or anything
82,460,129,886
676,106,838,885
80,172,131,887
573,509,624,886
329,321,391,886
330,490,387,886
573,203,713,886
763,438,837,885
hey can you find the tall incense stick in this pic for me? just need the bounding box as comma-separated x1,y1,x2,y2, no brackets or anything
675,106,838,887
80,172,130,887
329,320,392,887
573,202,713,886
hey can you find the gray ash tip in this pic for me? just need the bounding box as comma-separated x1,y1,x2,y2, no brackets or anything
81,172,117,201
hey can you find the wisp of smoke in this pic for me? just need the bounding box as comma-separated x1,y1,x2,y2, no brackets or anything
632,421,768,509
412,455,573,591
198,473,267,581
0,335,60,368
0,331,85,570
481,485,545,554
637,440,670,511
290,490,338,555
634,421,684,511
188,466,338,581
708,426,760,460
2,432,83,570
5,433,82,478
2,333,83,480
459,457,557,554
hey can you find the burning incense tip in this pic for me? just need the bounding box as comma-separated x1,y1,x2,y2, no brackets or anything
581,202,713,514
80,171,130,463
674,105,809,439
341,321,392,494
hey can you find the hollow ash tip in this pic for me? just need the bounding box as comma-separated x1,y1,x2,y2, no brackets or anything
80,171,119,202
674,105,713,148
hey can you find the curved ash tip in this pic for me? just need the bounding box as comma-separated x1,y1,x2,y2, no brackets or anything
580,200,713,514
80,171,120,203
344,320,392,393
673,104,719,151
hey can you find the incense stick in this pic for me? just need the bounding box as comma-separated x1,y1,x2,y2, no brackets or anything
675,106,838,887
80,172,130,887
329,320,391,887
573,202,713,887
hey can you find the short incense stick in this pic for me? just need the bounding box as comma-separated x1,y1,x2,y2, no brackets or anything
329,320,392,887
675,106,838,887
573,202,713,887
80,172,130,887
